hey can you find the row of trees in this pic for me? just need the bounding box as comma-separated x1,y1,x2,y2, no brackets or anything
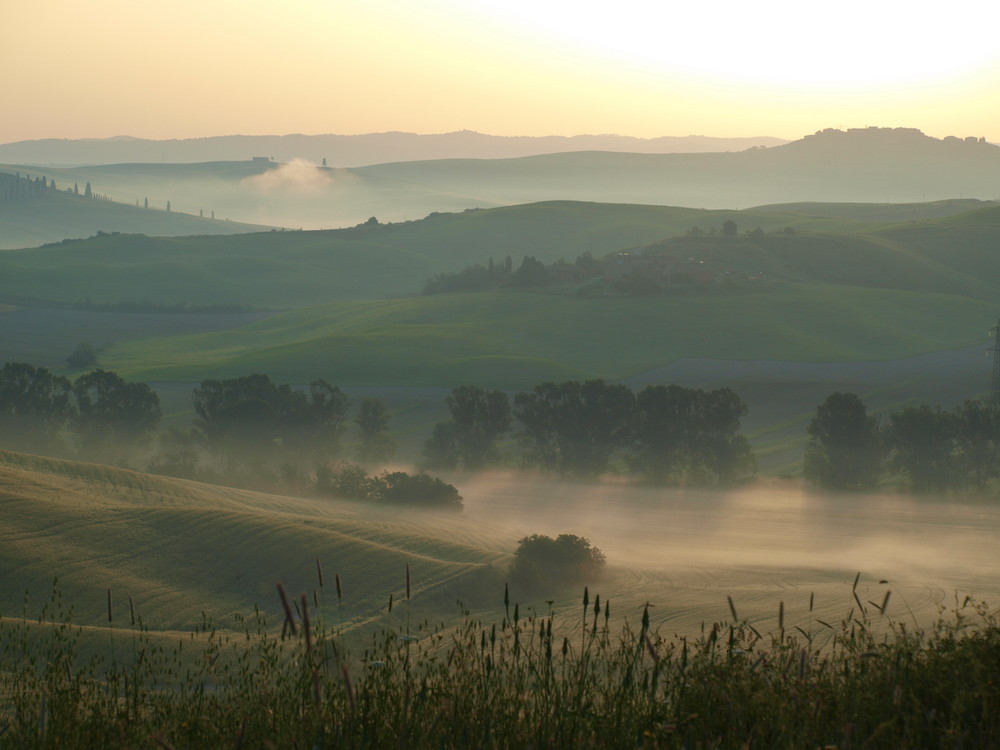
804,393,1000,493
423,382,755,484
0,171,58,203
154,374,396,479
0,363,161,463
10,359,996,495
423,253,599,295
0,365,397,476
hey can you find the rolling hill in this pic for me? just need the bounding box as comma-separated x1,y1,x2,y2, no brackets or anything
0,448,511,638
1,199,996,308
101,285,997,388
0,169,273,249
5,447,1000,659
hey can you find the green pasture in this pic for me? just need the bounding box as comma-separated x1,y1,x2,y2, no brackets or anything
101,285,999,388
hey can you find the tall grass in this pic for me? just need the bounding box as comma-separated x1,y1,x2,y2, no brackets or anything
1,576,998,748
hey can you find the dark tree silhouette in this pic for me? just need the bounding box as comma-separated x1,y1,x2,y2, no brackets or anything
0,362,74,453
73,369,161,462
953,399,1000,492
509,534,605,590
803,392,882,491
354,397,396,464
886,405,958,492
445,385,511,469
514,380,636,476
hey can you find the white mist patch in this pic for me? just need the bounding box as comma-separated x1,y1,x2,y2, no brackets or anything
452,472,1000,633
243,158,334,193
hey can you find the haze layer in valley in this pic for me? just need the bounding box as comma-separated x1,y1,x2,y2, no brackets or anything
3,127,998,233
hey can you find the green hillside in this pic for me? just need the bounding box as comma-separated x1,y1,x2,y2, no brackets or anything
0,449,510,637
3,199,998,308
637,213,1000,301
102,285,998,387
0,170,272,249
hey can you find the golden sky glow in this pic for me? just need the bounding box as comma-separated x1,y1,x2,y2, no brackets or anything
3,0,1000,143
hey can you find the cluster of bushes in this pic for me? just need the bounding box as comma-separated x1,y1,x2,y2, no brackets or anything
423,253,599,295
805,392,1000,492
509,533,605,591
316,462,463,510
424,381,755,485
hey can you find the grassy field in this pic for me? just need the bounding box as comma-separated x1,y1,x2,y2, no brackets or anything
99,284,998,388
0,449,510,637
4,449,1000,643
3,450,1000,747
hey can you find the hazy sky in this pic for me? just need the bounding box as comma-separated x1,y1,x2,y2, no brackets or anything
4,0,1000,143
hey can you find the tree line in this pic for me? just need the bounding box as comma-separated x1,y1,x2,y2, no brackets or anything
804,392,1000,493
0,365,397,475
7,359,997,494
0,362,160,463
423,381,755,485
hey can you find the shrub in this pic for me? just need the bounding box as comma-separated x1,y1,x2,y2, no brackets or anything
66,341,98,369
509,533,605,590
318,464,463,510
374,471,463,510
319,461,378,499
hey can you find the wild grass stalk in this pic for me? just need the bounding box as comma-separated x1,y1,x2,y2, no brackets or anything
1,576,999,748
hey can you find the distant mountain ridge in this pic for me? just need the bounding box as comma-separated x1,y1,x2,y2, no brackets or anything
3,127,997,239
0,131,788,167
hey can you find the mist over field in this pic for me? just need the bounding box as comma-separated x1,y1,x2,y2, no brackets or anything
3,123,1000,746
6,0,1000,735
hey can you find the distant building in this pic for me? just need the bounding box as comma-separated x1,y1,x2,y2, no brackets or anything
251,156,272,163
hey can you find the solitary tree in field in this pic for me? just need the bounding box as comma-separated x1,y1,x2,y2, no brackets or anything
721,219,738,236
66,341,98,369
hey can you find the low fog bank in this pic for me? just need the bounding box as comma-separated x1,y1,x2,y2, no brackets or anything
456,472,1000,629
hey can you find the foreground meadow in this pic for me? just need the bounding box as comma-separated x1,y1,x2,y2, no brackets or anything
2,452,1000,747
